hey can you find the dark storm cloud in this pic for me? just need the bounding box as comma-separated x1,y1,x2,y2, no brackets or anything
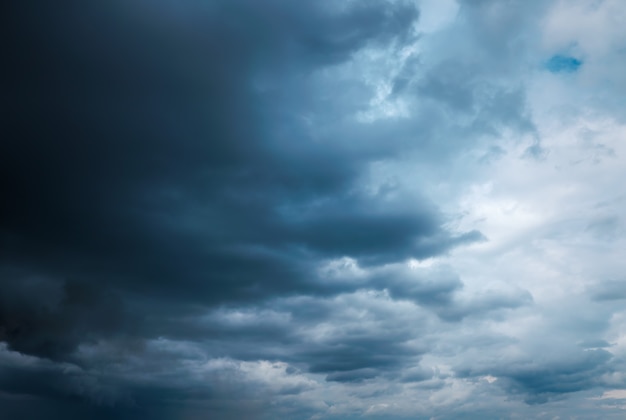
0,268,132,361
0,0,475,358
0,0,474,405
0,343,272,420
0,0,560,418
0,359,125,408
0,0,476,302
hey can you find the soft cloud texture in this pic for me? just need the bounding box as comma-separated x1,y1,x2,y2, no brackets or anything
2,0,626,419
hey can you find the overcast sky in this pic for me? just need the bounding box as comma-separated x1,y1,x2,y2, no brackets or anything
3,0,626,419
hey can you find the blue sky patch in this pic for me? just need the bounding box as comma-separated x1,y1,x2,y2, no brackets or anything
545,55,582,73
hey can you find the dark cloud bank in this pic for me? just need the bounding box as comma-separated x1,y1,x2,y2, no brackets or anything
1,1,618,419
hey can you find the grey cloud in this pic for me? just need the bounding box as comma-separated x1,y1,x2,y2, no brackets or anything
388,0,542,163
0,344,130,408
0,346,270,419
0,269,130,361
434,288,534,321
0,0,470,292
4,0,622,419
497,349,613,404
579,339,611,349
372,264,532,320
415,59,535,138
400,366,435,383
585,215,621,241
2,0,460,409
1,0,437,355
589,279,626,301
378,265,463,306
131,267,483,371
325,368,379,383
455,347,615,404
304,334,417,380
274,293,429,381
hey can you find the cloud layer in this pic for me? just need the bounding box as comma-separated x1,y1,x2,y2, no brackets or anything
2,0,626,418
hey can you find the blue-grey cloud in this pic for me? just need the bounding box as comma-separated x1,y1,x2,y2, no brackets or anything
2,0,625,419
458,348,613,404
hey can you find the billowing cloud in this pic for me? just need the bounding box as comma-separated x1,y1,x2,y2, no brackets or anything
2,0,626,419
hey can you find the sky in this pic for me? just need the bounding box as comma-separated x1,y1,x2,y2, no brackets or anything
2,0,626,419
